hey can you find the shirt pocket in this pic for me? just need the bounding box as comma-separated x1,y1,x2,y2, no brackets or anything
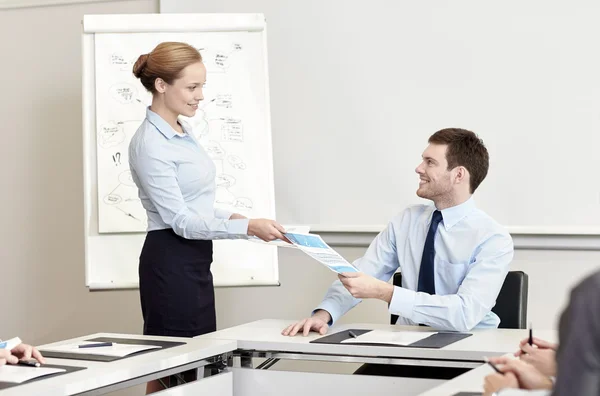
436,259,469,293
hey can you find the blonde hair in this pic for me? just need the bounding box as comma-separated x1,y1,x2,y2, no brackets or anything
132,42,202,93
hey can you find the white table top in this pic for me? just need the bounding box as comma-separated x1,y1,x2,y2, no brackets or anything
197,319,557,362
0,333,236,396
418,362,494,395
419,357,552,396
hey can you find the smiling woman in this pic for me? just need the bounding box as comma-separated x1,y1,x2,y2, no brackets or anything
128,41,286,394
132,42,206,127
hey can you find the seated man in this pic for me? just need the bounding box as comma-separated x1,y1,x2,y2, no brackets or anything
484,269,600,396
283,128,513,377
0,340,45,366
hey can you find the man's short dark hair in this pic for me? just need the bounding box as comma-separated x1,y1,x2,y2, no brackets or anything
428,128,489,193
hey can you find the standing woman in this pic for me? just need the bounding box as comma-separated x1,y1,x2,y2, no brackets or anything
129,42,285,393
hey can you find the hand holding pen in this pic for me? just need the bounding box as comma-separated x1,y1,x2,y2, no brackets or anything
484,356,503,373
18,359,41,367
516,338,558,354
483,356,554,392
0,341,45,366
515,336,558,377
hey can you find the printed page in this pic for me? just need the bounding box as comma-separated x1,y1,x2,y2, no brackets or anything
0,365,66,384
248,225,310,248
284,233,360,274
341,330,436,346
40,342,162,357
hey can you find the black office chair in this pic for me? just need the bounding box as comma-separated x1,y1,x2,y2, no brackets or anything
389,270,529,329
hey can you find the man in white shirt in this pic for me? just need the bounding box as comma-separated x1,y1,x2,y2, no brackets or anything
283,128,514,377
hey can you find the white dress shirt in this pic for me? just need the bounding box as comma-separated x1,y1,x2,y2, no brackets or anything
316,198,514,332
129,107,249,239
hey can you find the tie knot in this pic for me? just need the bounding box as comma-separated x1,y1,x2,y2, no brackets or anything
432,210,443,225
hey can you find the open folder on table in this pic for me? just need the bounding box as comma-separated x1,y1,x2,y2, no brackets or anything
312,329,472,348
0,365,66,384
341,330,437,346
40,342,162,357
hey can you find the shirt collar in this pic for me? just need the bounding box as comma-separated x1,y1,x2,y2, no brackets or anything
146,107,190,139
437,197,477,231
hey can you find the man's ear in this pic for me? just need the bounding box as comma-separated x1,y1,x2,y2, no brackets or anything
154,78,167,93
454,166,469,184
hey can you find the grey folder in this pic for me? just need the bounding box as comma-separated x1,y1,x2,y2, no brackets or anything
310,329,472,348
0,364,86,390
39,337,186,362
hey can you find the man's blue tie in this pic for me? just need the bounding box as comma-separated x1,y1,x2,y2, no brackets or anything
417,210,443,294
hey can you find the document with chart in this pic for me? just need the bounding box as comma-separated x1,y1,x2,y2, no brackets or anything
284,233,360,274
249,225,310,247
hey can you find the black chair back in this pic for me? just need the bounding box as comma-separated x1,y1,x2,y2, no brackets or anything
390,270,528,329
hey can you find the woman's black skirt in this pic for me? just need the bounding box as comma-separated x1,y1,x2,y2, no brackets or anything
139,228,215,337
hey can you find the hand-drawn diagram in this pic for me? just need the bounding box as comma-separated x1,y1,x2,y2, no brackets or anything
98,120,141,149
102,170,147,227
198,43,243,73
95,34,269,233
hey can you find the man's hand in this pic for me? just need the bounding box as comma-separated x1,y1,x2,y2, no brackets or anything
281,310,331,337
487,356,554,390
338,272,394,302
483,372,519,396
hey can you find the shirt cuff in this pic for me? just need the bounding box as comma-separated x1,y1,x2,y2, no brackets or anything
215,208,234,219
313,301,340,326
389,286,416,321
226,218,249,236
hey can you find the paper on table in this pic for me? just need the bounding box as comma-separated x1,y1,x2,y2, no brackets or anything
249,225,310,248
40,342,162,357
284,232,360,274
341,330,437,346
0,365,66,384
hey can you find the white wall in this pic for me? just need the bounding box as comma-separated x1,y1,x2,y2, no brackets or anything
158,0,600,331
0,4,599,396
0,0,158,344
163,0,600,233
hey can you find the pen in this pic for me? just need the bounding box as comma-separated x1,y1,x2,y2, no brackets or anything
78,342,114,348
18,359,41,368
528,322,533,346
348,330,358,339
483,357,502,374
487,360,502,374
